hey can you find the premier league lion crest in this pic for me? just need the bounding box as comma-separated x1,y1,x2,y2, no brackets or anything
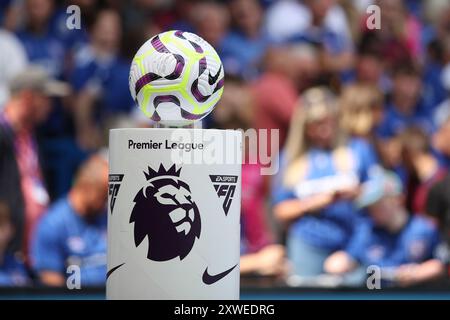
130,164,201,261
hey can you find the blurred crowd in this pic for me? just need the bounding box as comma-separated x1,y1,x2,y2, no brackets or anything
1,0,450,289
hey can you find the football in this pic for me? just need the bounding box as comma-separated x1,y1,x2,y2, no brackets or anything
129,30,224,127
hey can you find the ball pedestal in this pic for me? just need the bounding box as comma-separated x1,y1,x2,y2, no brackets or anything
106,128,241,299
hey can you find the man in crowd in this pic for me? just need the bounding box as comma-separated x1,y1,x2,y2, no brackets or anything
426,176,450,278
0,65,68,258
71,8,133,150
16,0,65,78
32,153,108,286
377,64,433,138
401,127,447,214
324,170,445,287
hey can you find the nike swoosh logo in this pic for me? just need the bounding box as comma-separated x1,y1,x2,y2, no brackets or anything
106,263,125,280
208,65,222,85
202,264,237,285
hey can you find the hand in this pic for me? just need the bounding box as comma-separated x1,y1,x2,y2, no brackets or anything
394,264,420,286
333,185,360,201
311,192,336,209
255,245,289,277
324,251,355,274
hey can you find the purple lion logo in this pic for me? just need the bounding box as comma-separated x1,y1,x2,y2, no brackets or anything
130,164,201,261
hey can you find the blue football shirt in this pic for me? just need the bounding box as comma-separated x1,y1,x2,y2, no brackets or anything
345,215,441,268
376,103,434,138
0,253,29,286
16,29,66,78
70,46,134,115
273,138,379,250
32,197,107,286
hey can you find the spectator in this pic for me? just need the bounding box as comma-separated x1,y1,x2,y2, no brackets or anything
121,0,166,59
2,0,23,31
156,0,197,32
325,170,445,287
401,127,447,214
0,65,69,258
373,0,423,61
32,153,108,287
70,8,134,150
0,201,30,286
50,0,94,55
13,0,88,201
16,0,66,78
221,0,269,79
350,33,390,92
433,61,450,128
250,44,320,148
338,83,382,190
422,34,449,110
426,175,450,278
265,0,354,75
432,116,450,166
376,64,433,138
191,0,229,53
213,76,288,278
273,87,376,277
375,131,406,184
339,83,384,140
0,29,28,109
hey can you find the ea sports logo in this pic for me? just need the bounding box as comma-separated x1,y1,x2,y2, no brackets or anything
130,164,201,261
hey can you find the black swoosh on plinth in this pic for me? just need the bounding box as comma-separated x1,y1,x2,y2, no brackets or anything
202,264,237,285
106,263,125,280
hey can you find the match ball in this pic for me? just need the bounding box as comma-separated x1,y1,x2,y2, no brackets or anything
129,30,224,127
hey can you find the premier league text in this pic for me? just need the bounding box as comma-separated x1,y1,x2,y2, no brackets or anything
128,139,204,152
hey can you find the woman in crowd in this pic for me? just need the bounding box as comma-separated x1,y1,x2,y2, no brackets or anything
339,83,384,142
401,126,447,214
273,87,378,277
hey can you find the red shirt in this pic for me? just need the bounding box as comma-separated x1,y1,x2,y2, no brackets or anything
413,168,447,214
250,72,298,150
241,162,272,253
5,120,49,258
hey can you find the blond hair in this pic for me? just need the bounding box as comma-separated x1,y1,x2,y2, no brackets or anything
283,87,347,187
339,83,383,137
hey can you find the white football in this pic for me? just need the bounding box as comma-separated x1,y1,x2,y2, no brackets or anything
129,30,224,127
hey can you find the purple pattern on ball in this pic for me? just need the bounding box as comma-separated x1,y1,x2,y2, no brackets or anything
190,56,223,103
191,79,208,103
189,40,203,53
151,111,161,122
174,30,204,53
135,33,222,120
135,73,161,96
164,54,185,80
151,36,169,53
198,57,207,75
154,95,180,108
134,55,185,96
174,30,186,40
181,108,209,120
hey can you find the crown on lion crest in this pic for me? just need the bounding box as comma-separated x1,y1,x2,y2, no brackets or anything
144,164,181,181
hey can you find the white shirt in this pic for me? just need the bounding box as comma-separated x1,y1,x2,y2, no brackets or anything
264,0,352,44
